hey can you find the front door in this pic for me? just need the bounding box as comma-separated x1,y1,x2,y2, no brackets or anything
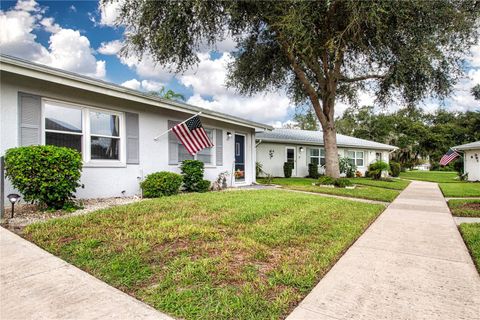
234,134,245,182
286,147,296,176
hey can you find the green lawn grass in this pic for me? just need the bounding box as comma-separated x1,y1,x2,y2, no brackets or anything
448,199,480,217
399,170,459,183
24,190,385,320
459,223,480,273
259,178,400,202
349,178,410,190
440,183,480,197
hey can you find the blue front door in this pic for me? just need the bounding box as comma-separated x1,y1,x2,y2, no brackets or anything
235,134,245,182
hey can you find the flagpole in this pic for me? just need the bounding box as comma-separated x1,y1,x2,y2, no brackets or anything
153,111,202,141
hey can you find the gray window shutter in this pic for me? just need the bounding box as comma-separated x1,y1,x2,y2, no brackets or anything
18,93,41,146
215,129,223,166
125,112,139,164
168,120,180,165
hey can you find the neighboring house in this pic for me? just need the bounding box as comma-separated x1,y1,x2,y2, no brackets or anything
0,55,272,201
256,129,397,177
453,141,480,181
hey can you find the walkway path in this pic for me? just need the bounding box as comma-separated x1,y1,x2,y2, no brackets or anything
287,180,480,320
0,227,173,320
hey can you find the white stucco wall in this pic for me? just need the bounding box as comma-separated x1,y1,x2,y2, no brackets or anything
1,72,256,200
464,150,480,181
256,142,390,177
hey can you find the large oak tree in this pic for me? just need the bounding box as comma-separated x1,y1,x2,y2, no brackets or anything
109,0,479,177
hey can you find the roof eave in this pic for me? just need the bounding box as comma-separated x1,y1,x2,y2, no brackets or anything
256,137,397,150
0,54,273,131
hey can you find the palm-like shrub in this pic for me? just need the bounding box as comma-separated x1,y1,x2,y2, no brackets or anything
368,161,390,180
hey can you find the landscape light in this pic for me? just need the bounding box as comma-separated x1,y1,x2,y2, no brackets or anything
7,193,21,219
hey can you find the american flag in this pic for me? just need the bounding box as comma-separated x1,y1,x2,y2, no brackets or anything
440,149,460,166
172,115,213,155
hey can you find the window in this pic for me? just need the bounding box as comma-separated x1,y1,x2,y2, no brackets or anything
376,152,382,161
90,111,120,160
44,102,82,152
177,128,214,164
347,150,364,167
43,99,124,164
309,148,325,166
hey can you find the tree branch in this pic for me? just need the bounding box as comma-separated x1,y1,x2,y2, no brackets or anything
279,40,328,126
339,74,386,83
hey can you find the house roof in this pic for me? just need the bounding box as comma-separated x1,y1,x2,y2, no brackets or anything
453,141,480,151
256,128,397,151
0,54,272,131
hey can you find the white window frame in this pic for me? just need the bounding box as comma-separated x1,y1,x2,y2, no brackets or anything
177,127,216,166
347,150,365,167
41,98,126,167
308,147,326,166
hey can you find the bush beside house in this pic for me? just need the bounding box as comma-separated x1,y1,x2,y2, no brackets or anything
284,162,294,178
368,161,390,179
180,160,210,193
141,172,183,197
4,145,82,209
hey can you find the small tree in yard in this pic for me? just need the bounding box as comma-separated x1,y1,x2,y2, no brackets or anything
5,146,82,209
109,0,479,178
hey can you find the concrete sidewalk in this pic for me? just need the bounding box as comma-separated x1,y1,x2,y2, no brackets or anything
0,227,174,320
287,181,480,320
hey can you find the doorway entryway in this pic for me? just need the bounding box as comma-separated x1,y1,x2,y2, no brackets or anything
286,147,296,177
234,134,245,182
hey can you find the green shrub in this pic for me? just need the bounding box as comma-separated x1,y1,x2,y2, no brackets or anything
368,160,390,179
197,179,211,192
140,172,183,198
334,178,352,188
180,160,209,192
308,163,320,179
389,161,401,177
283,162,293,178
4,145,82,209
339,157,356,178
318,176,335,185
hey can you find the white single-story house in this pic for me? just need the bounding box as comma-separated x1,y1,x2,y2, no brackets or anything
256,129,397,177
0,55,272,203
453,141,480,181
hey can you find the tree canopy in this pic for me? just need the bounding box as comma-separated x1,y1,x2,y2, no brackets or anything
110,0,479,177
336,106,480,168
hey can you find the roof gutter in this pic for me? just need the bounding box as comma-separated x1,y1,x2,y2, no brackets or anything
0,55,273,131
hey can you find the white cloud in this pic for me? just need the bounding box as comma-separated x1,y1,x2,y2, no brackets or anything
140,80,164,92
40,17,60,33
176,52,294,124
119,53,175,82
69,5,77,13
121,78,164,92
14,0,39,12
121,78,141,90
0,0,106,79
98,39,123,55
98,0,123,27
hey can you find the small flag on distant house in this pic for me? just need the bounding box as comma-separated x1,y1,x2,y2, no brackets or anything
172,115,214,155
440,148,460,166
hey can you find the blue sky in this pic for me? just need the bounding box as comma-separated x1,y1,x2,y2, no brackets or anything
1,0,478,126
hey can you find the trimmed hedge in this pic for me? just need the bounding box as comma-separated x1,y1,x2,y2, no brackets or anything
5,145,82,209
389,161,401,177
141,172,183,198
308,163,320,179
180,160,211,192
284,162,294,178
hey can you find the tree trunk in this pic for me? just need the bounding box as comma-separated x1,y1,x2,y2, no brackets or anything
322,121,340,178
